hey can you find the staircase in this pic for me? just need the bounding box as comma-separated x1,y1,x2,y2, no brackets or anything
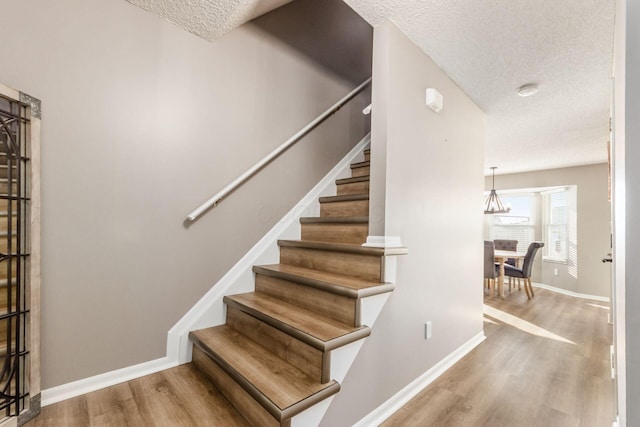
0,168,15,359
189,148,407,426
0,120,31,420
0,143,17,357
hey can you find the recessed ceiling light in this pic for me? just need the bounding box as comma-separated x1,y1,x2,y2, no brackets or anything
517,83,539,97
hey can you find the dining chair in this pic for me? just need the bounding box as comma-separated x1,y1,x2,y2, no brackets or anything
494,239,519,291
494,239,518,265
503,242,544,299
484,240,500,296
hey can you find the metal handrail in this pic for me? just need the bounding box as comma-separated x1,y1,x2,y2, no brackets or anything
186,77,372,221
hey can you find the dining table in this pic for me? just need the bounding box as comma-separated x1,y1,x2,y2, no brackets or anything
493,249,526,298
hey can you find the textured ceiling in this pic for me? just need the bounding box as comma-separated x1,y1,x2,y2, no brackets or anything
342,0,616,175
126,0,616,175
125,0,294,40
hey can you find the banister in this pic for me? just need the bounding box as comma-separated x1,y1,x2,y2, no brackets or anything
186,77,372,222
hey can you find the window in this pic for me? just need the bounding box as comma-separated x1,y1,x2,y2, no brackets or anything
542,188,569,262
488,193,535,253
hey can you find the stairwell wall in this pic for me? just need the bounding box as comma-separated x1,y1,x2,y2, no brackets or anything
0,0,371,389
321,20,486,426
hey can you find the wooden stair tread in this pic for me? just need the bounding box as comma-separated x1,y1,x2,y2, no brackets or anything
299,216,368,224
0,279,17,287
187,147,392,424
225,293,370,350
278,239,408,257
350,161,370,169
190,326,340,418
0,152,28,159
318,194,368,203
335,175,369,185
253,264,394,298
0,195,29,200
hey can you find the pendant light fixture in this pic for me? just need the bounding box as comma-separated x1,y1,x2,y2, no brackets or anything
484,167,511,214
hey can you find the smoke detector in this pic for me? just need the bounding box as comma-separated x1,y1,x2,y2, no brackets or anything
517,83,539,97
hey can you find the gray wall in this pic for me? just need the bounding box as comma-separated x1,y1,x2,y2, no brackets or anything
486,164,612,298
321,20,485,426
0,0,371,389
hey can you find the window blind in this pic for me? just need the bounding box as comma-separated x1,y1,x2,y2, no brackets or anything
543,189,569,262
488,194,535,252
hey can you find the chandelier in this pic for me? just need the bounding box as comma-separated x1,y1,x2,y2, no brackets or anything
484,167,511,214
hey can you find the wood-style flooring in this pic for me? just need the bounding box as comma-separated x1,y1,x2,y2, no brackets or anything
383,288,615,427
23,364,250,427
24,288,615,426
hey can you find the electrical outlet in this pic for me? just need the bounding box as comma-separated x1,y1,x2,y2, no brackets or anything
425,321,432,339
553,268,559,276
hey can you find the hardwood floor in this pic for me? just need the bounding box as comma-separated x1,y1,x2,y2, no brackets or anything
24,288,615,426
383,288,615,427
23,364,250,427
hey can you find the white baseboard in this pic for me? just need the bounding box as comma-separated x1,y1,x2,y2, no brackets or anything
41,356,179,407
532,282,610,302
353,331,486,427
